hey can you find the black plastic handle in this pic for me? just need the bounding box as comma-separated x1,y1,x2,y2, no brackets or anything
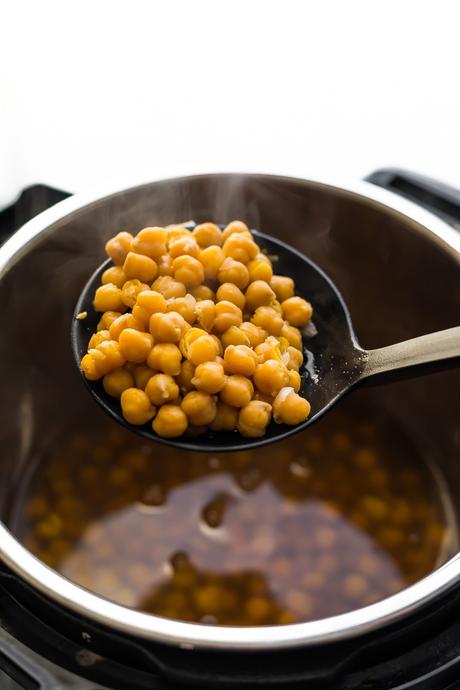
365,167,460,228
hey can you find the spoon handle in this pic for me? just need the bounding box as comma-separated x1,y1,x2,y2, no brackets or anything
362,326,460,378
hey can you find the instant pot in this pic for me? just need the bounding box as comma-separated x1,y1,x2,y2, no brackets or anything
0,170,459,689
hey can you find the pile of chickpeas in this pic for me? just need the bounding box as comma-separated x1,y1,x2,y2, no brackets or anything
80,221,313,438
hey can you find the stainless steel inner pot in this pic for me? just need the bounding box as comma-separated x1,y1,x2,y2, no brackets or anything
0,173,459,651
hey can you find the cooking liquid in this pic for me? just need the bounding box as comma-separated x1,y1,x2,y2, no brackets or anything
11,396,454,626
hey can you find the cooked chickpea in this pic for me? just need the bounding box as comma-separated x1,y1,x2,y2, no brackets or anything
147,343,182,376
247,254,273,283
272,387,311,425
238,400,272,437
221,326,250,348
136,290,168,314
96,310,122,331
102,265,126,288
167,294,196,324
270,275,294,302
108,314,143,340
224,345,257,377
253,359,289,396
193,222,223,248
222,233,259,264
222,220,250,241
120,388,156,425
166,225,191,242
216,283,246,310
131,227,167,259
280,323,302,350
218,258,249,290
172,255,204,288
152,405,188,438
213,301,243,333
176,360,195,393
191,361,226,394
169,235,201,259
123,252,158,283
133,365,156,390
181,391,217,426
245,280,276,311
220,375,254,408
130,305,150,328
105,231,133,265
90,339,126,376
251,306,284,336
254,338,282,364
149,311,188,342
281,296,313,327
94,284,126,313
88,329,110,349
239,321,267,347
103,367,134,398
288,369,301,392
145,374,179,406
187,334,219,366
81,353,102,380
195,300,215,332
118,329,153,363
121,279,148,308
199,245,225,280
190,284,215,301
210,402,238,431
285,346,303,371
151,276,186,299
157,253,173,276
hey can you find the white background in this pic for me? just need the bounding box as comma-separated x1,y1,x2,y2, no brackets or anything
1,0,459,208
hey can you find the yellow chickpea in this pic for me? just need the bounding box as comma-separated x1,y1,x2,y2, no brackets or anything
105,231,133,265
280,323,302,350
245,280,276,311
121,279,149,308
254,338,281,364
152,405,188,438
216,283,246,310
176,360,196,393
288,369,301,392
103,367,134,398
118,328,153,363
237,401,272,437
81,353,102,380
123,252,158,283
239,321,267,347
151,276,186,299
222,233,259,264
145,374,180,406
222,220,250,241
224,345,257,377
157,253,174,276
120,388,156,425
218,257,249,290
93,284,126,313
199,245,226,280
131,305,150,328
147,343,182,376
166,225,191,242
97,310,123,331
88,329,110,349
136,290,168,314
193,222,223,248
179,327,207,357
247,254,273,283
131,227,167,259
221,326,250,348
253,359,289,396
191,361,226,394
281,296,313,327
190,284,215,301
133,365,157,390
220,375,254,407
285,346,303,371
187,334,219,365
149,311,188,343
108,314,143,341
213,300,243,333
210,402,239,431
195,300,216,332
181,391,217,426
89,340,126,377
172,255,204,288
102,265,126,288
251,306,284,336
272,387,311,425
167,294,196,324
169,235,201,260
270,275,294,302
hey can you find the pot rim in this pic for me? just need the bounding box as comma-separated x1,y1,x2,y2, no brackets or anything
0,172,459,651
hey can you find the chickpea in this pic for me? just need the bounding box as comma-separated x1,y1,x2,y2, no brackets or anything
179,327,207,357
272,386,311,425
145,374,179,406
251,306,284,336
167,294,196,324
81,353,102,380
253,359,289,396
88,330,110,350
210,402,238,431
172,255,204,288
151,276,186,299
284,346,303,371
93,284,126,313
176,360,195,393
131,227,167,259
222,233,259,264
133,365,157,390
216,283,246,310
192,361,226,394
149,311,188,342
238,400,272,437
166,225,191,242
270,275,294,302
97,310,122,331
190,284,215,302
224,345,257,377
239,321,267,347
120,388,156,425
180,391,216,426
280,323,302,350
245,280,276,311
108,314,142,341
123,252,158,283
90,339,125,376
213,300,243,333
102,265,126,288
118,328,153,363
136,290,168,314
103,367,134,398
105,231,133,265
199,245,225,280
152,405,188,438
157,253,174,276
222,220,250,241
218,257,249,290
254,338,282,364
131,305,150,328
147,343,182,376
187,334,220,366
247,254,273,283
221,326,250,348
281,296,313,327
195,300,216,332
121,279,149,308
220,375,254,407
288,369,301,392
193,222,223,248
169,235,201,259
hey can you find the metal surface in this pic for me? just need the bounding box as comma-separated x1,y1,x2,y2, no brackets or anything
0,173,459,652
